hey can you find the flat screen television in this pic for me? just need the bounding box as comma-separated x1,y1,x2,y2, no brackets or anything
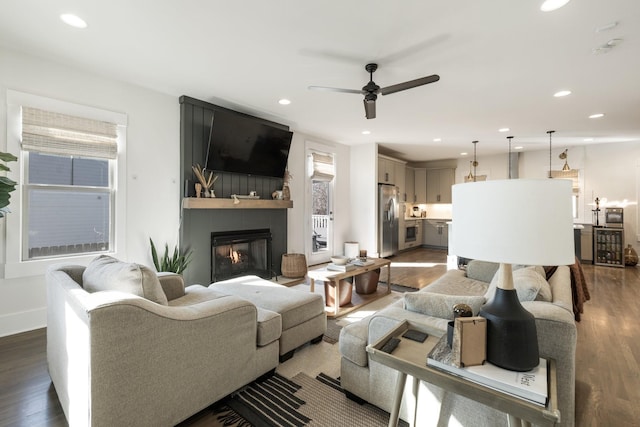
205,110,293,178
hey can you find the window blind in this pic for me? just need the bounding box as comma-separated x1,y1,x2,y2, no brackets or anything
21,107,118,159
310,152,335,182
550,169,580,193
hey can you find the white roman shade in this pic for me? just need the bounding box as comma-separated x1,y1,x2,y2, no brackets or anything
550,169,580,193
309,152,335,182
21,106,118,159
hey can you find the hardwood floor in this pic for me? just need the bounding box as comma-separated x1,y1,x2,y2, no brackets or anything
1,247,638,426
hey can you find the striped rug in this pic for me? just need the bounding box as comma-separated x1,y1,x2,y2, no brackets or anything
213,372,408,427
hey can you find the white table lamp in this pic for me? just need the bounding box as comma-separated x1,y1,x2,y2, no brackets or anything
451,179,574,371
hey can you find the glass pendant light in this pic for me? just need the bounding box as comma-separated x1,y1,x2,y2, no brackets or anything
547,130,555,178
507,136,514,179
472,140,479,182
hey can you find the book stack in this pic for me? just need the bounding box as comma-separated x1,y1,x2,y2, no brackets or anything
326,263,356,272
427,336,548,405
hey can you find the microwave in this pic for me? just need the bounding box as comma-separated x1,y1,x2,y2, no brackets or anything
605,208,623,227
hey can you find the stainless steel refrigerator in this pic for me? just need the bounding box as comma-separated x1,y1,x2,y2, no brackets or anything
378,184,399,257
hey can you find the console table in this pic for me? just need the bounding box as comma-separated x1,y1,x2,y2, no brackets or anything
306,258,391,317
366,320,560,427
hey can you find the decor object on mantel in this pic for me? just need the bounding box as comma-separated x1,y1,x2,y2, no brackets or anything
0,151,18,218
192,164,218,198
282,169,292,201
452,179,574,371
625,244,639,266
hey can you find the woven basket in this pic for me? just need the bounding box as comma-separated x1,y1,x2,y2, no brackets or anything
281,253,307,278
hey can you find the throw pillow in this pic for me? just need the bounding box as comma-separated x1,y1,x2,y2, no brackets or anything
404,292,486,320
484,266,550,303
83,255,169,305
465,260,500,283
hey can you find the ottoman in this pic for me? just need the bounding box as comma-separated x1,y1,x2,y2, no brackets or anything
209,275,326,362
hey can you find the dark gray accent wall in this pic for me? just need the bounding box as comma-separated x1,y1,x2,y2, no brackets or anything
179,96,289,285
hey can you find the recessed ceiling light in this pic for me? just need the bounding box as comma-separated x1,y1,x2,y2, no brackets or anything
362,130,371,135
589,113,605,119
540,0,571,12
278,99,291,105
498,128,510,132
583,138,594,142
460,152,468,156
554,90,571,97
514,146,524,150
433,138,442,142
60,13,87,29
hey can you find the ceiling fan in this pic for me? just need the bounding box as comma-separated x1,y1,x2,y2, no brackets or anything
308,63,440,119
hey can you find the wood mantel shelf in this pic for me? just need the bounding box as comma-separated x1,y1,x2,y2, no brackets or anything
182,198,293,209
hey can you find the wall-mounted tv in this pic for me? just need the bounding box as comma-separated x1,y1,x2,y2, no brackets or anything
205,109,293,178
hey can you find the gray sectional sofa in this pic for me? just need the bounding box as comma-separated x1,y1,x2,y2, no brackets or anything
46,256,325,427
339,261,577,426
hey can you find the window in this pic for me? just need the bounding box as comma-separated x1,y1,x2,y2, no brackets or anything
20,107,117,260
4,91,127,278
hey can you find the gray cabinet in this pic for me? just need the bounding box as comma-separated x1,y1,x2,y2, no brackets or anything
423,220,449,248
426,168,455,204
414,168,427,204
405,167,415,203
395,161,406,202
378,157,396,184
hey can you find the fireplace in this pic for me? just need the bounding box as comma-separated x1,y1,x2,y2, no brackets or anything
211,229,273,282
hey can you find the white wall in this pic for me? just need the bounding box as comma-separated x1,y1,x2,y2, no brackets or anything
350,143,378,256
0,46,180,337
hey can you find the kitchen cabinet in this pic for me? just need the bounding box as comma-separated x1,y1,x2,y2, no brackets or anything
395,161,406,202
414,168,427,203
426,168,455,203
405,167,415,203
423,220,449,248
378,156,396,184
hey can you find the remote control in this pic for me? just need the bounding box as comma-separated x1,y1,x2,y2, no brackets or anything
402,329,428,343
380,337,400,354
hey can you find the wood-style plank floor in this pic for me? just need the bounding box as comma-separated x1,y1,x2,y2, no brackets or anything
0,248,638,426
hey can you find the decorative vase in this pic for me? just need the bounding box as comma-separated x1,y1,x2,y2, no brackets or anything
624,244,638,266
282,184,290,201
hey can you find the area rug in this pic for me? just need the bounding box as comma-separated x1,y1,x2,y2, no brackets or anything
212,372,408,427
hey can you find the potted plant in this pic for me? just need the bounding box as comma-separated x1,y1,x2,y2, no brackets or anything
0,151,18,218
149,238,193,274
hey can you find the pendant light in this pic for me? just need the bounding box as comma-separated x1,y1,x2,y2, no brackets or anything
507,136,514,179
472,140,479,182
466,161,474,181
547,130,555,178
560,149,571,171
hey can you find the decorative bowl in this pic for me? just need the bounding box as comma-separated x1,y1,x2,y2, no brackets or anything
331,255,349,265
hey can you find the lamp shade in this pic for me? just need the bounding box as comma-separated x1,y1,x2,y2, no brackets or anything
451,179,575,266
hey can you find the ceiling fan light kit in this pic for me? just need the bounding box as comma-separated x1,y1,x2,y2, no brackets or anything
309,63,439,119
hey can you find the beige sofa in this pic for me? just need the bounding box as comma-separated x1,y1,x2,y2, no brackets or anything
339,261,577,426
46,257,280,427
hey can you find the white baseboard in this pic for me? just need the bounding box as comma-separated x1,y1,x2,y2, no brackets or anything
0,307,46,338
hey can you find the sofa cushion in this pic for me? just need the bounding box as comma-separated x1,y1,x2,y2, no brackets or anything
465,260,499,283
83,255,168,305
404,292,485,320
485,266,550,303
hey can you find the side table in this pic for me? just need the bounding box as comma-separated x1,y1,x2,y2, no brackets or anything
366,320,560,427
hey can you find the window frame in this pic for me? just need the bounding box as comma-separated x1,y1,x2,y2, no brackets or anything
3,90,127,279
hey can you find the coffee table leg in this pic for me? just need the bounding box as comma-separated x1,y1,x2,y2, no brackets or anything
386,265,391,294
388,371,407,427
334,279,340,316
309,277,315,293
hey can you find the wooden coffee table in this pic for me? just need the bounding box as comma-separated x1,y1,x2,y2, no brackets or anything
306,258,391,317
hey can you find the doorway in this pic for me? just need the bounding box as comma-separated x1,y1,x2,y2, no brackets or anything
307,148,335,265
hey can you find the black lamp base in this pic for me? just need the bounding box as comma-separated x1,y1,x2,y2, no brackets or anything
479,287,539,372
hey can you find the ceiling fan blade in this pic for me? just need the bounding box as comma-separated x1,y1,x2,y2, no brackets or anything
364,99,376,119
379,74,440,96
308,86,363,95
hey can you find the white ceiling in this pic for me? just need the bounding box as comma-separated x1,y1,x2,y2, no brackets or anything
2,0,639,162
